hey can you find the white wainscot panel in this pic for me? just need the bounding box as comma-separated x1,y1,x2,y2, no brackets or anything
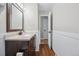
53,30,79,56
0,34,5,56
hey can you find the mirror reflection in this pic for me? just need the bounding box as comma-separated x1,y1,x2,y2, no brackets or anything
10,4,22,29
6,3,23,32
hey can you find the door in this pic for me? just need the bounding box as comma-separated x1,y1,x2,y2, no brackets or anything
48,12,52,49
41,16,48,39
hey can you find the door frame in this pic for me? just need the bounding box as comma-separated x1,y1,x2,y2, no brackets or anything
48,12,53,49
39,12,53,49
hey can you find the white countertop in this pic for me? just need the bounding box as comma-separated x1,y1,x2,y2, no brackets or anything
5,33,35,41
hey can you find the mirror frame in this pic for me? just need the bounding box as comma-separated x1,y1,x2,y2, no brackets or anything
6,3,24,32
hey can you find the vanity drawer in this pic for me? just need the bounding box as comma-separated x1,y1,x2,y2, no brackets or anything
5,41,19,56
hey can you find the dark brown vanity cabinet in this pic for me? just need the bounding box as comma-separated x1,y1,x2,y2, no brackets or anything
5,36,35,56
28,36,36,55
5,41,20,56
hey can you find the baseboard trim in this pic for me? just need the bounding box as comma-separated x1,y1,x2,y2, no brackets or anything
55,54,58,56
35,49,39,51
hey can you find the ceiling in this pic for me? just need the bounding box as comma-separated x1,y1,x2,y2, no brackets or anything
38,3,53,12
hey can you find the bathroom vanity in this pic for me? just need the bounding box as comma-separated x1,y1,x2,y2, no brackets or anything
5,33,36,56
5,3,36,56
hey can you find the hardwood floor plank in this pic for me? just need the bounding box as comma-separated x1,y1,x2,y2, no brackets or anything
35,44,55,56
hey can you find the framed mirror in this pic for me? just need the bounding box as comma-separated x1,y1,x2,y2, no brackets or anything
6,3,24,32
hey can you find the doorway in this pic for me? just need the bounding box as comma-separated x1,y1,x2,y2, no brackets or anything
39,12,52,49
40,16,48,44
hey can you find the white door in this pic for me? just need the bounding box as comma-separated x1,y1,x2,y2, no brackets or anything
48,12,52,49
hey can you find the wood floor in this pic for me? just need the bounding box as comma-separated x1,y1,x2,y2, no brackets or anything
41,39,48,44
35,39,55,56
35,44,55,56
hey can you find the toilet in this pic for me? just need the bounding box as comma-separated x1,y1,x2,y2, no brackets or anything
16,52,24,56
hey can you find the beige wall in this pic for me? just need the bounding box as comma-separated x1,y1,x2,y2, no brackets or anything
53,3,79,33
24,3,38,32
0,4,6,34
0,4,6,56
24,3,40,51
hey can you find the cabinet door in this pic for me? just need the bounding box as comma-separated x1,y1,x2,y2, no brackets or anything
5,41,29,56
5,41,19,56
